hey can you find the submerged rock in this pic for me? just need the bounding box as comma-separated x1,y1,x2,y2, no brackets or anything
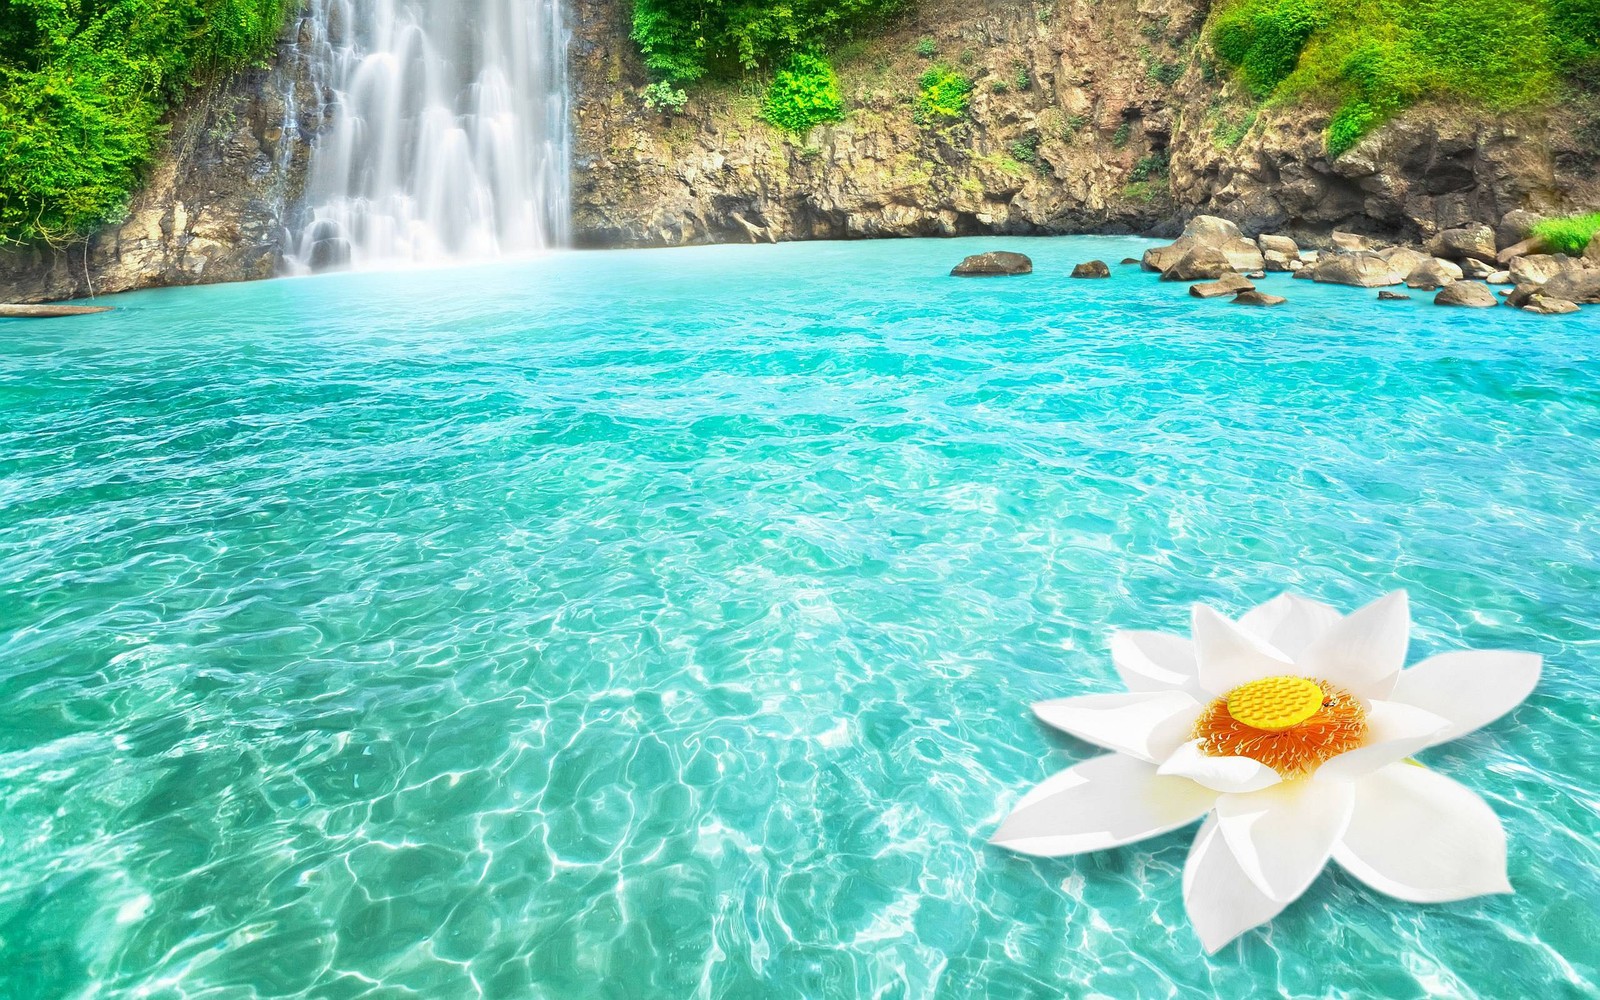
1312,252,1404,287
0,303,113,317
1434,282,1498,307
1232,290,1286,306
1120,257,1141,265
1377,290,1411,301
1190,274,1255,298
951,251,1032,276
1072,260,1111,278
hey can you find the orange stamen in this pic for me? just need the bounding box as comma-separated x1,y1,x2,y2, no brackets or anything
1193,678,1368,777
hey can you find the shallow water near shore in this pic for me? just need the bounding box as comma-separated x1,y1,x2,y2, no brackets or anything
2,236,1598,998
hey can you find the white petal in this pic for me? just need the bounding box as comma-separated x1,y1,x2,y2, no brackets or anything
1315,699,1451,782
1183,813,1288,953
1192,604,1296,696
1333,763,1512,902
1032,691,1202,764
1158,739,1282,794
1216,779,1354,902
1111,630,1201,694
1238,592,1343,660
1297,590,1410,699
1389,650,1542,748
991,754,1217,857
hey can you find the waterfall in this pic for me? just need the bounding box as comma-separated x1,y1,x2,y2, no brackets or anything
286,0,570,271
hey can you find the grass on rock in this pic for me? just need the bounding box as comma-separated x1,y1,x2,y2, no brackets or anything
1531,213,1600,254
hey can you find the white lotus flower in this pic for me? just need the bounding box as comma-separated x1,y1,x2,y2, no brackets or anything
991,590,1540,952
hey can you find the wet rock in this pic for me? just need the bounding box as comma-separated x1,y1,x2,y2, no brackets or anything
1460,257,1497,279
1190,274,1255,298
1524,294,1579,315
1486,270,1511,284
1433,281,1498,307
951,251,1032,276
1405,258,1462,289
0,303,114,317
1263,249,1297,272
1426,223,1497,263
1505,284,1542,308
1232,290,1286,305
1160,245,1234,282
1377,290,1411,301
1288,259,1306,272
1331,231,1382,253
1072,260,1111,278
1218,238,1266,272
1142,244,1188,273
1541,268,1600,304
1312,252,1404,287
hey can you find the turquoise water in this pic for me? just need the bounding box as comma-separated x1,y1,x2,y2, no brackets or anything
2,236,1597,999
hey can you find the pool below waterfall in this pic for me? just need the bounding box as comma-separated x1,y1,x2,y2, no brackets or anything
2,237,1597,998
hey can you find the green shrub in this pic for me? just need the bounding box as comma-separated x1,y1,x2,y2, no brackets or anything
1010,133,1040,162
916,37,937,58
1530,212,1600,254
1112,121,1132,147
1130,151,1170,181
914,65,972,123
0,0,291,244
631,0,908,84
762,51,845,132
642,81,688,112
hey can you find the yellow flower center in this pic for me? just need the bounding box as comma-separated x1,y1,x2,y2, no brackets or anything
1194,675,1368,777
1225,675,1325,732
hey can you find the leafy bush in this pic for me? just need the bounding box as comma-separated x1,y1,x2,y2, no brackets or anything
0,0,291,244
1112,121,1132,147
762,51,845,132
914,66,972,123
631,0,907,84
1010,133,1040,162
642,81,688,112
1208,0,1596,157
916,37,937,58
1530,212,1600,254
1130,151,1170,181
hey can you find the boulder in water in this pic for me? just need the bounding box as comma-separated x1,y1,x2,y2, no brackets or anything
1072,260,1111,278
1524,294,1579,315
1232,290,1286,306
1426,224,1497,264
1541,268,1600,304
1377,290,1411,301
1433,282,1499,307
1189,274,1255,298
1312,252,1404,287
1160,245,1233,282
951,251,1033,276
1405,258,1462,290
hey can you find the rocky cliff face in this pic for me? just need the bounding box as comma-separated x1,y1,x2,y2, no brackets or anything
0,21,325,304
4,0,1597,302
566,0,1599,248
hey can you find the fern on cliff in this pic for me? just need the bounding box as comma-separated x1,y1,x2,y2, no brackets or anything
0,0,291,245
1208,0,1599,157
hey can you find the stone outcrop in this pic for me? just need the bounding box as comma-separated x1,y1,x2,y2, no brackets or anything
1425,224,1498,263
1406,258,1463,289
1541,268,1600,304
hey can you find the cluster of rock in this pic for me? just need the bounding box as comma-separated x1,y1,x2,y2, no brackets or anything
1139,215,1599,315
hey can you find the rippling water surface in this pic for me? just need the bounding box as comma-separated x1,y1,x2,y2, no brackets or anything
2,238,1598,999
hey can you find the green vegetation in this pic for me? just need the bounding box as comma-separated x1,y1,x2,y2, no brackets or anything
916,37,938,58
642,81,689,113
1111,121,1132,147
1130,151,1170,182
1209,0,1600,157
762,51,845,132
0,0,291,244
1010,133,1040,163
1530,212,1600,254
631,0,908,84
914,65,972,124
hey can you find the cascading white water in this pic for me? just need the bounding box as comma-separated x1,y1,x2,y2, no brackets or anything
287,0,570,270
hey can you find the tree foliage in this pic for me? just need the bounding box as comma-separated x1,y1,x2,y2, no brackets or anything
762,51,845,133
630,0,907,83
0,0,290,244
